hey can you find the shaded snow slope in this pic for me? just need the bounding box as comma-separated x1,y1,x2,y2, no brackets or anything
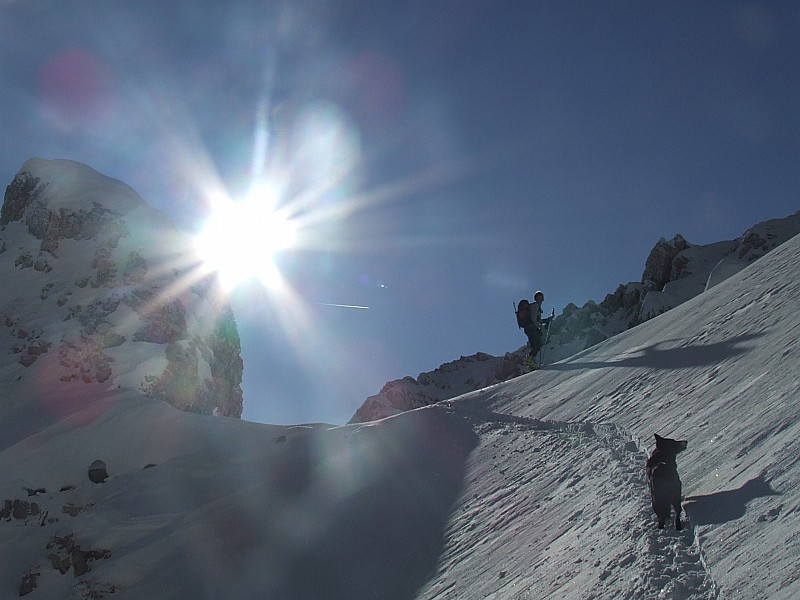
0,393,478,599
0,231,798,597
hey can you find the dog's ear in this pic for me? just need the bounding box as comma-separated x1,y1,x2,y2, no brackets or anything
654,433,664,444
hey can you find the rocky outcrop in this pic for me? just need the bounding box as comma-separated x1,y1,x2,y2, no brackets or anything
17,534,114,596
0,170,40,226
545,211,800,359
4,484,116,598
88,459,108,483
47,533,112,577
0,158,244,417
1,498,41,522
350,351,526,423
1,168,128,257
736,217,800,261
641,234,690,291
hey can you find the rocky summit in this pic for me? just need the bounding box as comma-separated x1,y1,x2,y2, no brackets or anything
0,158,243,422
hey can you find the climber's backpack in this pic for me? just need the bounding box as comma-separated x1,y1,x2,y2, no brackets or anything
516,299,531,329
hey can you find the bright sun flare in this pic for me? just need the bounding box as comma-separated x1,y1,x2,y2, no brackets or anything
194,186,297,291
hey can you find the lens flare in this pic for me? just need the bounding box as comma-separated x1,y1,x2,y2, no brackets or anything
37,48,118,132
194,185,297,291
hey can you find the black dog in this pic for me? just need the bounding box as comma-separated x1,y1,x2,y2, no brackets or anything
647,434,688,530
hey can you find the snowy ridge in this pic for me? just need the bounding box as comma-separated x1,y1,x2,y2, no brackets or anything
351,210,800,424
9,158,151,216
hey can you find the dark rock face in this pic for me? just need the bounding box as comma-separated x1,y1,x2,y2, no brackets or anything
208,309,245,417
642,234,690,291
131,297,188,344
350,352,526,423
2,171,120,257
19,570,39,596
1,171,40,226
1,498,41,521
46,533,112,577
88,459,108,483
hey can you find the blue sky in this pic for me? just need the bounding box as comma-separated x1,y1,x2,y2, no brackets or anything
2,1,799,425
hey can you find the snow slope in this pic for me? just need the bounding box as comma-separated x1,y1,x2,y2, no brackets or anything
1,230,798,598
421,230,800,599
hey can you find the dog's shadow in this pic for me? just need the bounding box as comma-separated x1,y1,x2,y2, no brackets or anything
684,473,779,526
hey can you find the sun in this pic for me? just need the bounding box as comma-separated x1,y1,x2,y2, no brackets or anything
194,185,297,291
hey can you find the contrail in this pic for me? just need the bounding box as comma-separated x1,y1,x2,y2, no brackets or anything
318,303,370,310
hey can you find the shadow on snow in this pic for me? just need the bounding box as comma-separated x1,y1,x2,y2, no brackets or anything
135,405,480,600
683,472,780,526
549,333,763,372
267,406,479,600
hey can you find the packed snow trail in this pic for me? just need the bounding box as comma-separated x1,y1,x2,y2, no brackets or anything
419,404,718,600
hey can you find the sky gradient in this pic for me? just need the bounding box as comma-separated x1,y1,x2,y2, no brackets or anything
2,1,799,424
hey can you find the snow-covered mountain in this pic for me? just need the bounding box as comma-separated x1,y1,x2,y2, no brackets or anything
0,158,243,423
1,160,798,599
350,211,800,423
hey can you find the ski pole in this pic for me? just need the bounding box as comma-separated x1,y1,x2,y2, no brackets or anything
539,308,555,365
